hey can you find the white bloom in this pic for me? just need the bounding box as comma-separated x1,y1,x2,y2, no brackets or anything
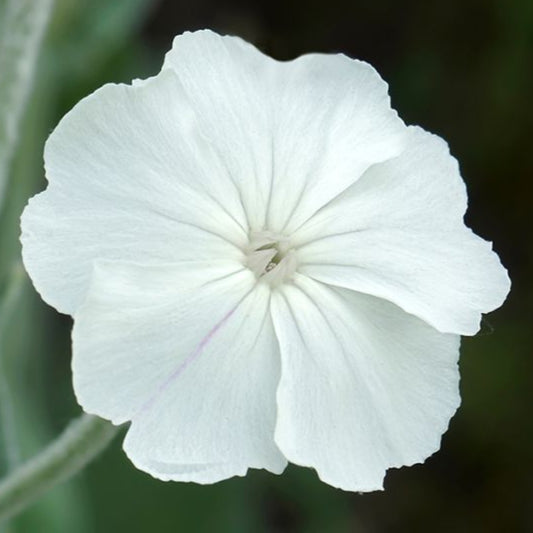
20,30,510,491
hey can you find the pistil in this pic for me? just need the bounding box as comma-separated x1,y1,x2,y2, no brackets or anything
246,231,298,286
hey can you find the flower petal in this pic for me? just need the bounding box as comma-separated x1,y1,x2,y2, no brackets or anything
21,69,247,315
73,260,286,482
163,30,406,233
163,30,276,231
270,274,460,492
266,53,406,234
295,127,510,335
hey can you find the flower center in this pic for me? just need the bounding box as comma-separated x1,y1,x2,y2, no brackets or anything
245,231,298,287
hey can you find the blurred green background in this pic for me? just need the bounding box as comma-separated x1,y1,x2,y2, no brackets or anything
0,0,532,531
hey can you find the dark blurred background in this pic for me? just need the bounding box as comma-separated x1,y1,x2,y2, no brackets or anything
0,0,532,531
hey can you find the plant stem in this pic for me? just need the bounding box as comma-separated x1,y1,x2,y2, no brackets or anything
0,414,120,523
0,263,27,472
0,0,54,212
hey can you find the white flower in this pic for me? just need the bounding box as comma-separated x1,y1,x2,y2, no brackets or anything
20,29,510,491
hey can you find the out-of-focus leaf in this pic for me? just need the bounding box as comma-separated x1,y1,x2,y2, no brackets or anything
48,0,155,82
